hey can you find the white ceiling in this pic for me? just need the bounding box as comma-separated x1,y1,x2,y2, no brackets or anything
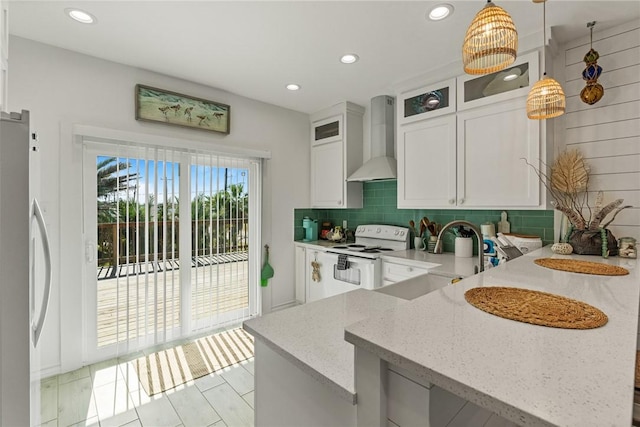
8,1,640,114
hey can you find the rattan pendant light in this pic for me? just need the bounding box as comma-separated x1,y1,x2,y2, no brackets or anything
462,0,518,75
526,0,566,119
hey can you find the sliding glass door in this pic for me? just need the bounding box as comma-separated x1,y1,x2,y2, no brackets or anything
82,141,259,362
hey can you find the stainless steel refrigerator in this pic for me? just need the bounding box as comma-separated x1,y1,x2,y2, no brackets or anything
0,110,52,426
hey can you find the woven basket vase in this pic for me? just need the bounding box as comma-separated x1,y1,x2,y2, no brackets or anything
569,229,619,256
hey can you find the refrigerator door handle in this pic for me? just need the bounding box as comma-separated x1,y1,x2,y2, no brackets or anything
31,198,52,347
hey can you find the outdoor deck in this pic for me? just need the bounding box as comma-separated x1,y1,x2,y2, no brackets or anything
97,256,249,347
97,252,249,280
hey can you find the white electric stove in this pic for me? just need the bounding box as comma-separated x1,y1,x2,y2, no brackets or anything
327,224,410,258
307,225,409,302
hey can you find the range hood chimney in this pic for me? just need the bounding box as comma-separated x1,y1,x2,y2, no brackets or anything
347,95,396,182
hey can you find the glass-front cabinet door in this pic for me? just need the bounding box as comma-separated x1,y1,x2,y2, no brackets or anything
397,78,456,125
312,114,342,145
457,50,539,111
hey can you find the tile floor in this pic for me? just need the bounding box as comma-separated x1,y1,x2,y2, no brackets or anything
38,344,255,427
38,334,516,427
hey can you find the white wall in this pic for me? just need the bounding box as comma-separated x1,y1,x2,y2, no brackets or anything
559,20,640,240
8,36,310,374
0,0,7,111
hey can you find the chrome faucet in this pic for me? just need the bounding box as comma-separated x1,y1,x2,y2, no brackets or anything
434,220,484,274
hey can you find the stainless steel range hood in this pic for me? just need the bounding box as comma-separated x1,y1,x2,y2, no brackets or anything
347,95,396,182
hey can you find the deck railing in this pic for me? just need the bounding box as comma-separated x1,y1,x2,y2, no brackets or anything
97,218,248,267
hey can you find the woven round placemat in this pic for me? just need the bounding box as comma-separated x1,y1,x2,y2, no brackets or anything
464,287,608,329
534,258,629,276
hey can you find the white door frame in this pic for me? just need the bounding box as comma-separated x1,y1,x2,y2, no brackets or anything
81,137,262,364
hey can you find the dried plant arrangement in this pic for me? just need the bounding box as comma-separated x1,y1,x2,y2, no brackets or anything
525,149,631,257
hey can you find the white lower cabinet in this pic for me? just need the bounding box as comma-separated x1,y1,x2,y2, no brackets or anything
294,244,306,303
382,260,432,286
387,369,431,427
294,243,328,303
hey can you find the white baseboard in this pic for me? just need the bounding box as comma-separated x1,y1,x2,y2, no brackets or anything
39,364,62,380
271,300,301,312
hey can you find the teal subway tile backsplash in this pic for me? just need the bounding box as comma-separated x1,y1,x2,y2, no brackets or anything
295,181,554,252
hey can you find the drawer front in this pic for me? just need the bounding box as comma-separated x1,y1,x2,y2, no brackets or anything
387,370,430,426
383,262,430,282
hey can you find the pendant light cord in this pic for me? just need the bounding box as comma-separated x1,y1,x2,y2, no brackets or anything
588,21,596,48
542,0,547,76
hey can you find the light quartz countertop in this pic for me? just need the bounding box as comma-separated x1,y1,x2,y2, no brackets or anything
243,288,406,403
345,247,640,426
293,239,345,249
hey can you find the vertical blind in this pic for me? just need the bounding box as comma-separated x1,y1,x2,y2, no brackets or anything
94,142,254,355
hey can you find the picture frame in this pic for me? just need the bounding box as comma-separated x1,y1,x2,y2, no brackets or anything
135,84,230,135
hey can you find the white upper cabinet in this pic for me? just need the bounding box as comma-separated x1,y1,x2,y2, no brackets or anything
397,79,457,208
0,0,8,111
396,51,546,209
310,102,364,209
397,114,456,208
457,97,540,208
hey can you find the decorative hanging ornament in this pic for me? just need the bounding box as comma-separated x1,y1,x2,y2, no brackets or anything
580,21,604,105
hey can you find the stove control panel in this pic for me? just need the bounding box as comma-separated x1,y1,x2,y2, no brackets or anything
355,224,409,242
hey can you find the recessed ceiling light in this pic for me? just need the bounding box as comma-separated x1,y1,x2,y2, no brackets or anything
502,68,522,81
340,54,359,64
65,8,96,24
428,4,453,21
286,84,301,91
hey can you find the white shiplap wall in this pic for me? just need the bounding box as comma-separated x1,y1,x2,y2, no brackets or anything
562,20,640,241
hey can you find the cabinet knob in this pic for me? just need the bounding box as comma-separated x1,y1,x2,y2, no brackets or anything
407,267,413,272
337,200,342,206
449,199,455,205
459,198,465,205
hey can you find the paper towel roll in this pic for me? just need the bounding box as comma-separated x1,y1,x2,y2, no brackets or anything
455,237,473,258
481,222,496,237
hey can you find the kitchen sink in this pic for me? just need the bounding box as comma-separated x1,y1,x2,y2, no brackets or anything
375,273,454,300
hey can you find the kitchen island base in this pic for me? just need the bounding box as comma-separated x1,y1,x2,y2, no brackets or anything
253,339,356,427
355,347,519,427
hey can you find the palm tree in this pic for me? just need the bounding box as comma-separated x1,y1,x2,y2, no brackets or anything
97,157,138,223
191,194,212,220
97,157,138,199
211,183,249,251
211,183,248,219
96,157,139,265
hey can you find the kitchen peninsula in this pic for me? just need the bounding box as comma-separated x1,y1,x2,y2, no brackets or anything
244,248,639,426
